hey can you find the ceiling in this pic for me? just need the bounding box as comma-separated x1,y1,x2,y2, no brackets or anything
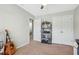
18,4,78,17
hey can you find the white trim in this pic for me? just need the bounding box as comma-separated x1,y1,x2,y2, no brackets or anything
16,42,29,49
73,42,78,55
74,47,77,55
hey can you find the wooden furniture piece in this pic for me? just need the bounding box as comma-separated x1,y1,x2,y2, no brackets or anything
41,21,52,44
4,29,16,55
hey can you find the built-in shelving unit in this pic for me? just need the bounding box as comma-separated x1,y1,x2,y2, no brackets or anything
41,21,52,44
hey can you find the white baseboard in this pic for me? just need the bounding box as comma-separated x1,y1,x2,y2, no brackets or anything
33,39,41,42
16,42,29,49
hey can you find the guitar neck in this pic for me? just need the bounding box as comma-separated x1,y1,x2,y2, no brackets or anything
5,30,11,43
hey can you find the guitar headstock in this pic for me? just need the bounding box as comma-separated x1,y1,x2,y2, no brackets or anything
5,29,8,33
5,29,11,43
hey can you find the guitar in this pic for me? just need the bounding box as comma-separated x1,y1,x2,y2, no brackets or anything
4,29,16,55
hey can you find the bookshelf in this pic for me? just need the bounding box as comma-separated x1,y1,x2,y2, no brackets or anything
41,21,52,44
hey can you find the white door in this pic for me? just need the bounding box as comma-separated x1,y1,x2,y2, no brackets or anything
52,15,74,45
52,16,63,44
61,15,74,45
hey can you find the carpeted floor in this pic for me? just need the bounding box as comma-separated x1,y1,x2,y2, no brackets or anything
15,40,73,55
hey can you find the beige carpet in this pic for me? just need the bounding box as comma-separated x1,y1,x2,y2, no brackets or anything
15,40,73,55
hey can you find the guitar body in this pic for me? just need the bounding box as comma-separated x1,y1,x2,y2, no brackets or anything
4,29,16,55
4,41,16,55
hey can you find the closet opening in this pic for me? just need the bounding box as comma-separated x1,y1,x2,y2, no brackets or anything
29,18,34,41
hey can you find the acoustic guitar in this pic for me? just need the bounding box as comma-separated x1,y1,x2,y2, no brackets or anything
4,29,16,55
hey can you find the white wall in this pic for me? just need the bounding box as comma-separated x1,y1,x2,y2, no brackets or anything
74,5,79,39
0,4,34,48
34,10,74,46
73,5,79,55
34,18,41,42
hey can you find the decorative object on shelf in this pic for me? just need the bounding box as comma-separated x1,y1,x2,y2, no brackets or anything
41,21,52,44
4,29,16,55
